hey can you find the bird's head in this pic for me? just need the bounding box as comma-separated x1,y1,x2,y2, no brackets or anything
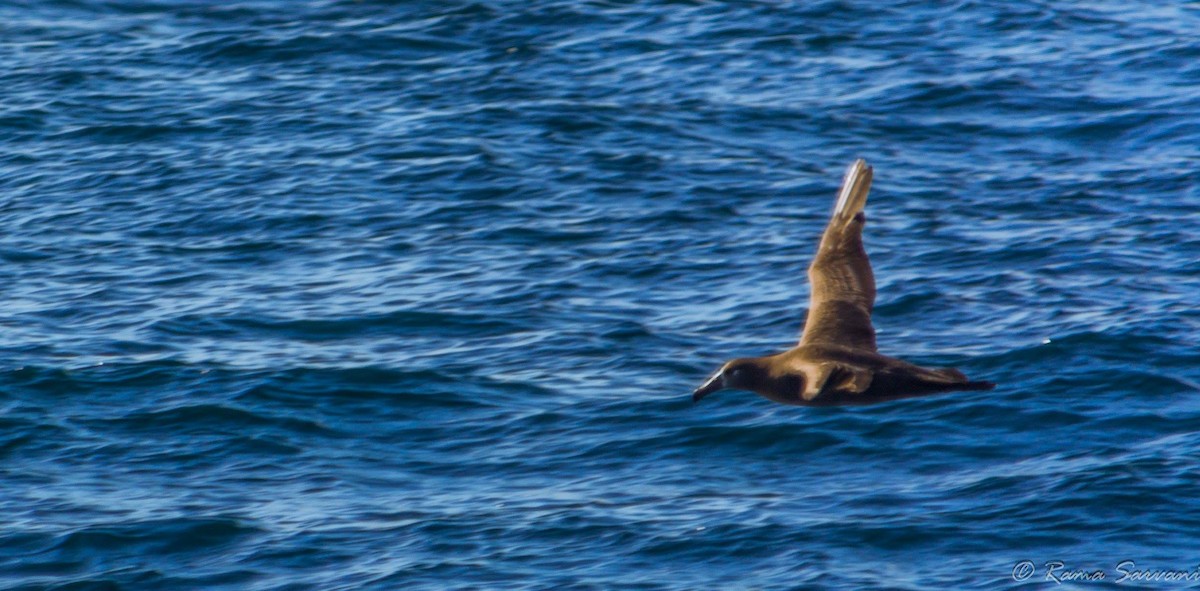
692,358,771,402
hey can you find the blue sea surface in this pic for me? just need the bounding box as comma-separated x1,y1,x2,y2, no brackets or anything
3,1,1200,589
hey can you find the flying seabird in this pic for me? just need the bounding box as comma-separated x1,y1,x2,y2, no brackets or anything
693,159,995,406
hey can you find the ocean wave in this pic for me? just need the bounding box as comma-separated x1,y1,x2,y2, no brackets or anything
4,0,1200,589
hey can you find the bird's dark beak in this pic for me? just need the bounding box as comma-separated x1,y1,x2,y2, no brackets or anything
692,372,725,403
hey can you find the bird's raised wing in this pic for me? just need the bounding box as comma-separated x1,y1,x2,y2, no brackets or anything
799,159,877,352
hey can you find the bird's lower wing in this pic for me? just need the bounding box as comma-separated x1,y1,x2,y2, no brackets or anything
800,362,874,402
800,159,878,352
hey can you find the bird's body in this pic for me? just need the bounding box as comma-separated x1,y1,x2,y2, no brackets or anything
693,159,994,407
728,344,993,407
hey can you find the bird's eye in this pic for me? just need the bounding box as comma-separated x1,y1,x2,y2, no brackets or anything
730,367,745,379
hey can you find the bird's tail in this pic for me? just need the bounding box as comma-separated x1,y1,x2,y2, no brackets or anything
831,159,873,224
927,367,996,391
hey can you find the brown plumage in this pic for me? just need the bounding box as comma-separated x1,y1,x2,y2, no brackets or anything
692,159,994,406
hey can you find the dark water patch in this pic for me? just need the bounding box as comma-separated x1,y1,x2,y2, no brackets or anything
973,330,1187,371
2,361,218,393
52,517,260,558
669,423,844,455
90,403,332,437
474,224,609,245
149,309,523,341
4,0,1200,589
873,290,953,317
52,121,216,143
0,247,55,263
232,365,511,412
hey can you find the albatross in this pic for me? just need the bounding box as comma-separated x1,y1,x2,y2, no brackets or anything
693,159,995,406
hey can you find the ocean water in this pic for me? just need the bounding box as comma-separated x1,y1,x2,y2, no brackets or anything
3,1,1200,589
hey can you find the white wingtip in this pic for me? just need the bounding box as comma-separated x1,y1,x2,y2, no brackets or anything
832,158,873,219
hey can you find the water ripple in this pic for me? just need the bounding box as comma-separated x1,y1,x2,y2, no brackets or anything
3,0,1200,589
